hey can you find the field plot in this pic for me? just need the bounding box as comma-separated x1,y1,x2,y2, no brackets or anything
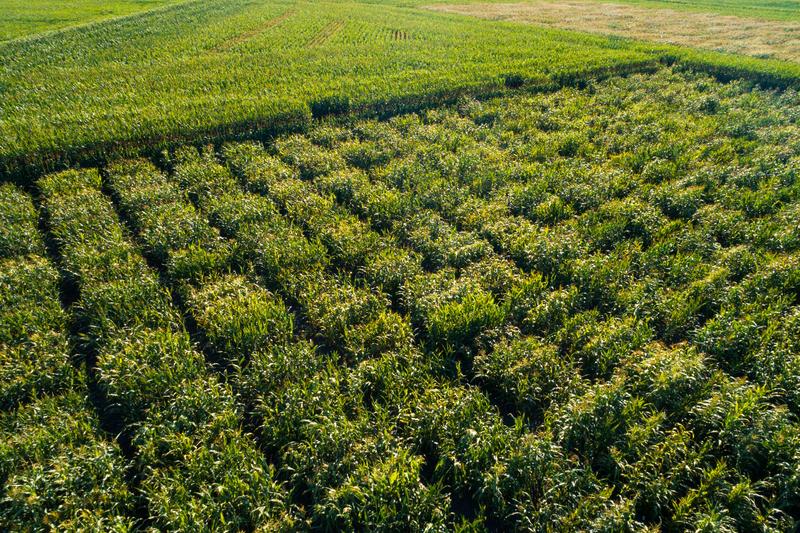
0,0,662,178
3,67,800,530
6,0,800,181
574,0,800,21
0,0,672,179
428,0,800,62
0,0,180,41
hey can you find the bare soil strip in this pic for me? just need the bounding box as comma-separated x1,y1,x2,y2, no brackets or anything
427,1,800,62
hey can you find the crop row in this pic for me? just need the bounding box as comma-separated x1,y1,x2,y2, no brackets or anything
4,66,800,529
106,148,454,528
0,183,133,529
106,127,796,530
271,68,800,407
124,129,800,529
37,169,291,529
0,184,79,410
104,144,676,529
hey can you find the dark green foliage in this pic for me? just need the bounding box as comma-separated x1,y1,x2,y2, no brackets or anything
619,343,715,415
223,141,297,196
1,442,135,530
398,384,516,511
427,289,507,357
0,255,78,410
488,433,614,530
564,315,653,380
0,183,139,528
397,211,493,270
233,340,331,412
298,274,389,348
38,168,103,198
311,95,351,118
140,425,291,530
0,256,65,345
205,192,278,238
132,377,293,530
75,276,180,341
40,170,151,285
362,247,424,300
343,309,415,362
38,159,288,532
0,336,80,412
316,450,450,531
582,198,665,251
107,158,226,266
165,241,232,285
275,135,346,180
319,215,386,271
96,327,207,425
236,220,329,283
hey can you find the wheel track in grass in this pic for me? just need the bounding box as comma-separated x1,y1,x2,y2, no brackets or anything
213,8,297,52
306,20,345,48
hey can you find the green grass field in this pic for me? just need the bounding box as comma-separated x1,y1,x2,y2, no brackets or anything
0,0,180,41
0,0,658,177
417,0,800,21
2,0,800,530
584,0,800,21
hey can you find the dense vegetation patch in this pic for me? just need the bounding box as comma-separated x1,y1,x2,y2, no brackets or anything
6,0,800,181
2,67,800,530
